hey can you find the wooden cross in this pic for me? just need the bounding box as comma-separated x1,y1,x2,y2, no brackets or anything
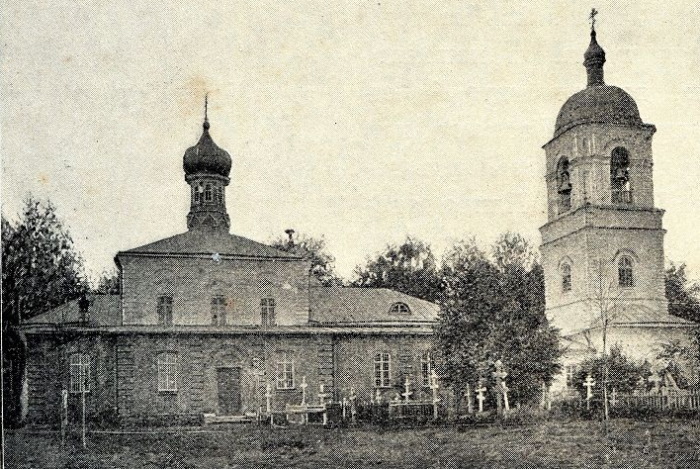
430,371,440,420
402,376,413,403
589,8,599,31
299,376,308,405
476,382,487,413
265,383,272,414
318,383,329,406
349,387,357,423
584,374,596,410
584,374,596,400
501,380,510,412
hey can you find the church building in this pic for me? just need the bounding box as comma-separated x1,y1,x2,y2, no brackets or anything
539,22,696,393
21,112,439,426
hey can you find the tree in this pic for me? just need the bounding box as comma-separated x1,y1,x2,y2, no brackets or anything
666,263,700,323
270,231,344,286
352,236,441,302
434,234,562,407
94,269,120,294
574,345,651,397
2,197,88,426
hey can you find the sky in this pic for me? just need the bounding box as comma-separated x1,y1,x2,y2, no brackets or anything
1,1,699,281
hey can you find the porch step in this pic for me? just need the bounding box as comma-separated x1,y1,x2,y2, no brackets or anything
202,413,257,425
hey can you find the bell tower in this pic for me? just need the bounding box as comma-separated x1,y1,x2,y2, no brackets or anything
182,97,232,232
539,19,668,335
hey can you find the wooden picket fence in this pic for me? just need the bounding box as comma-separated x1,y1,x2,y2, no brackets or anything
612,391,700,411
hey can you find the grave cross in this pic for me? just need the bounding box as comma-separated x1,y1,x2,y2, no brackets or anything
265,383,273,425
318,383,330,406
299,376,308,406
476,382,487,413
584,374,596,410
349,387,357,423
492,360,509,414
430,370,440,420
464,383,473,414
402,376,413,403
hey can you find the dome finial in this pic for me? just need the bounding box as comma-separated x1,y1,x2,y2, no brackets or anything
589,8,598,32
203,93,210,130
583,8,605,87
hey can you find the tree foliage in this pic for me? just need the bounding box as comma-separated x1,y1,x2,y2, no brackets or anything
2,198,88,324
574,345,651,396
665,263,700,323
270,232,344,286
434,235,561,406
352,237,441,302
2,197,88,427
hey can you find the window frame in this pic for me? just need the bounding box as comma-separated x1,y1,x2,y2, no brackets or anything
374,352,391,388
561,263,572,293
157,295,173,325
276,351,295,390
389,302,411,315
69,352,90,394
261,297,276,326
618,256,634,288
211,295,226,326
420,352,432,388
157,352,179,393
204,183,213,202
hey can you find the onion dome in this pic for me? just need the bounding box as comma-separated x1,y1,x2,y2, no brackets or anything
553,26,643,138
183,119,232,178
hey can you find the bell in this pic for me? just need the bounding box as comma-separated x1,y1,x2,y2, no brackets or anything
614,168,627,182
558,180,572,194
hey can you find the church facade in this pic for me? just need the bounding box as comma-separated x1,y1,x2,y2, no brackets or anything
539,25,696,393
21,115,439,426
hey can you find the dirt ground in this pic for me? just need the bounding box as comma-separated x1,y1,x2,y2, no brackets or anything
4,418,700,468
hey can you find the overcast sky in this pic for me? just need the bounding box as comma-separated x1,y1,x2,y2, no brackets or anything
2,1,699,280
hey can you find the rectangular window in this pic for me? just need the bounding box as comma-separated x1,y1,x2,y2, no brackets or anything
204,184,213,202
158,352,178,392
374,353,391,388
261,298,276,326
69,353,90,393
157,296,173,325
421,352,432,387
276,351,294,390
211,296,226,325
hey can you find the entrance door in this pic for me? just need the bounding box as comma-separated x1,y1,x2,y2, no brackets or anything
216,367,242,415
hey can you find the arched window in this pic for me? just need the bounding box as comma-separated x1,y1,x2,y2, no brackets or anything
389,302,411,314
561,263,572,292
618,256,634,287
204,184,213,202
611,147,632,204
557,157,572,212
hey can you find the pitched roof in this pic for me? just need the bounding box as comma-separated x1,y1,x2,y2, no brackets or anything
25,295,121,326
119,231,301,259
309,287,439,325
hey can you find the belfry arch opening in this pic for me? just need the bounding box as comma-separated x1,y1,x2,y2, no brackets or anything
556,157,572,213
610,147,632,204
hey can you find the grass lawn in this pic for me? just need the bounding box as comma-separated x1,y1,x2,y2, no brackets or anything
4,418,700,468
